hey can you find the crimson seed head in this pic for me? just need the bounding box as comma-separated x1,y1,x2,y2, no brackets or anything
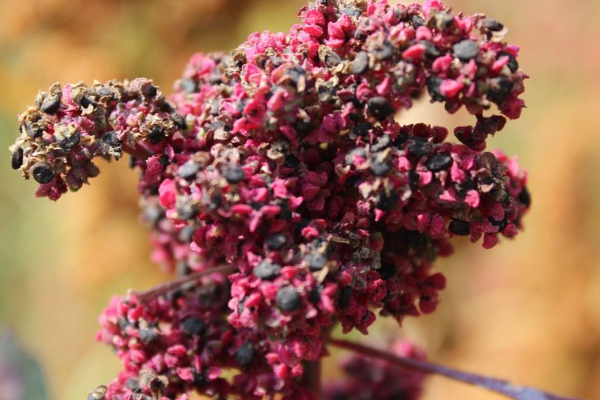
9,0,532,398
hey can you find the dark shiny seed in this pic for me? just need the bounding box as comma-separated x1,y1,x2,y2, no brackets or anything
497,51,519,72
487,77,514,105
158,100,175,113
178,162,201,180
449,220,470,236
176,199,197,220
143,84,158,97
437,12,454,29
265,234,286,250
293,120,315,136
139,328,158,344
276,287,302,311
306,253,327,271
368,96,394,120
181,78,198,94
453,40,479,61
325,51,343,68
11,147,23,170
420,40,441,58
254,260,281,280
31,162,54,184
181,318,205,336
489,217,508,232
147,125,165,144
96,87,115,99
408,170,420,190
411,15,425,27
171,112,187,130
351,51,369,75
235,343,255,367
60,131,81,152
88,385,107,400
79,95,97,108
370,160,392,176
481,18,504,32
339,286,353,309
518,186,531,207
24,122,43,138
40,95,61,114
407,138,432,157
223,166,246,183
158,155,170,166
426,76,444,102
426,153,453,172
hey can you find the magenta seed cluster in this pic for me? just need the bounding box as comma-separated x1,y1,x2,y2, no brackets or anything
9,0,529,399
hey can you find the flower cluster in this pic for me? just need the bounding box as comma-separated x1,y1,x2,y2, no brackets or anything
10,0,530,399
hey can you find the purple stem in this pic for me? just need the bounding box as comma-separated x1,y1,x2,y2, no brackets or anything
328,338,582,400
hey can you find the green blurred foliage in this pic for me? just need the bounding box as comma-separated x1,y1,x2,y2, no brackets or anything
0,0,599,399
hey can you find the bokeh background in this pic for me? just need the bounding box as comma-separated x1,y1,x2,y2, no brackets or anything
1,0,599,399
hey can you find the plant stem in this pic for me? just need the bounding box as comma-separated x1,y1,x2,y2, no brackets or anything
130,265,236,302
328,338,581,400
303,360,321,396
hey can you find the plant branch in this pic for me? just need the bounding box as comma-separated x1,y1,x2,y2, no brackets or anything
130,265,236,302
328,338,581,400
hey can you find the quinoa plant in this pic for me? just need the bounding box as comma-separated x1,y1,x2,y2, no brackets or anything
8,0,579,399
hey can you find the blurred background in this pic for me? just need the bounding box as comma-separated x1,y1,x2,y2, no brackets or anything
0,0,599,399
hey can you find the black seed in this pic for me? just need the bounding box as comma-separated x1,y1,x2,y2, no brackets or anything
481,18,504,32
487,77,514,105
79,95,97,108
171,112,188,130
11,147,23,170
157,155,169,167
101,131,122,151
420,40,441,58
40,95,61,114
426,76,444,102
158,100,175,113
31,162,55,184
426,153,453,172
411,15,425,27
306,253,327,271
371,159,392,176
339,286,353,309
373,40,394,61
453,40,479,61
353,122,372,136
375,191,399,211
265,234,286,250
497,51,519,73
287,66,306,87
177,199,197,220
181,78,198,94
449,219,470,236
407,137,432,157
517,186,531,207
178,161,201,180
139,328,158,344
325,51,343,68
368,96,394,120
378,263,396,280
125,379,140,391
254,260,281,280
436,12,455,29
283,154,300,169
489,217,508,232
276,287,302,312
147,125,165,144
97,87,115,99
143,84,158,97
371,135,391,152
223,165,246,183
278,202,292,220
235,343,255,367
60,132,81,152
309,286,322,303
351,51,369,75
182,318,205,336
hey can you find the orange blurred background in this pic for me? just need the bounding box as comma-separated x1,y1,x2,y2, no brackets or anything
0,0,599,399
